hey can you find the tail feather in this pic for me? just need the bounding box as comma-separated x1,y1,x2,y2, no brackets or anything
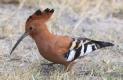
83,40,114,54
92,40,114,49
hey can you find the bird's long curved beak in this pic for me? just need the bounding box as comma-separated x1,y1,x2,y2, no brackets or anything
10,32,28,55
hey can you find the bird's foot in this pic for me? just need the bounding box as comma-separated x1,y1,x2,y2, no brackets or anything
65,61,76,72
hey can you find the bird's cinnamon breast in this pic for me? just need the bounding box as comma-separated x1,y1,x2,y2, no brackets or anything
35,36,72,63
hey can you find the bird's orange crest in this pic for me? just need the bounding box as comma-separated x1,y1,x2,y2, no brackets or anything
25,8,54,37
26,8,54,23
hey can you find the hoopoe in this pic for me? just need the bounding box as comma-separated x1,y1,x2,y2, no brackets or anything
10,8,114,71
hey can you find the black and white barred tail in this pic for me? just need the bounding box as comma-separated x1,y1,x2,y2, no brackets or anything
65,38,114,61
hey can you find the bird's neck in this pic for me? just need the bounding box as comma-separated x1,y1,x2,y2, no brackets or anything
33,24,54,43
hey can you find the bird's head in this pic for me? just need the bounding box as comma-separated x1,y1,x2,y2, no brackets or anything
10,8,54,55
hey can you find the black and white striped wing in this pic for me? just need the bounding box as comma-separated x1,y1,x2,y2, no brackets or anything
65,38,114,62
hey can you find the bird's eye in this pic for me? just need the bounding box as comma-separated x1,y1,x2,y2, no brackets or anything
29,27,33,31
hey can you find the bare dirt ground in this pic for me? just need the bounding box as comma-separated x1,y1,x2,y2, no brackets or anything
0,0,123,80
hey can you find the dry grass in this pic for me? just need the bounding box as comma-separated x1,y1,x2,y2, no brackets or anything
0,0,123,80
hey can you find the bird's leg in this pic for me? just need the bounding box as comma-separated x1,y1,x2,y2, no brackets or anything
65,61,76,72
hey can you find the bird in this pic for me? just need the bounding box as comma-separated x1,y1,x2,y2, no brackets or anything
10,8,114,71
